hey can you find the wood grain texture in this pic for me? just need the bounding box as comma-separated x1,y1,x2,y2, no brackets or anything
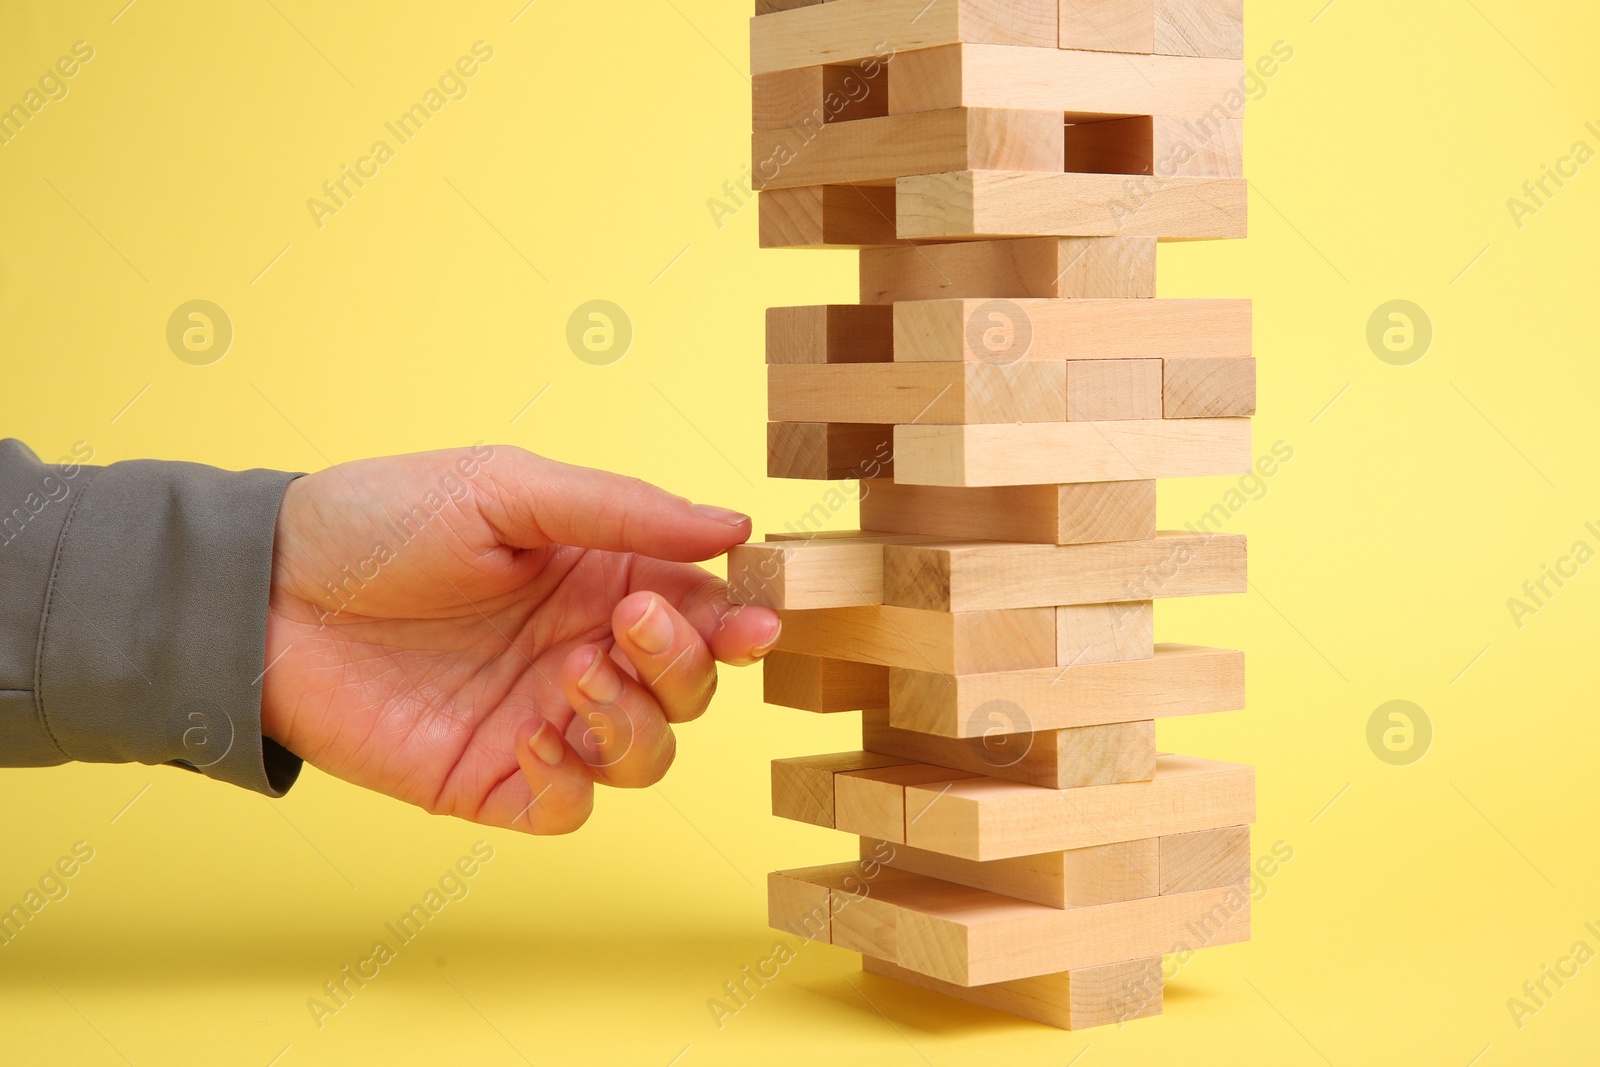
775,604,1058,674
759,185,898,248
1059,0,1153,51
858,480,1158,545
751,0,1057,75
863,709,1156,788
1057,601,1155,664
1155,0,1243,59
892,418,1251,486
767,304,893,364
896,170,1248,240
763,651,890,712
772,750,911,828
864,834,1160,908
1160,825,1251,894
776,858,1250,983
1163,356,1256,417
889,43,1244,118
1066,359,1164,420
837,763,986,841
889,643,1245,736
769,868,835,943
727,533,942,610
866,954,1162,1029
892,298,1251,362
882,531,1247,612
770,361,1067,424
755,108,1064,189
862,237,1157,303
768,422,893,480
901,753,1256,860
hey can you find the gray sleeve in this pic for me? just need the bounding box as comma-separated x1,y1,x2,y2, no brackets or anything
0,438,303,796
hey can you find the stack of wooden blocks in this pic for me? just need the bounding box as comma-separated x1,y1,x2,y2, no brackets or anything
730,0,1255,1030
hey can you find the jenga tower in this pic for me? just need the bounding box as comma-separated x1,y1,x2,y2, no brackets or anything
732,0,1255,1030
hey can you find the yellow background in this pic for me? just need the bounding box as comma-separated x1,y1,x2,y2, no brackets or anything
2,1,1597,1063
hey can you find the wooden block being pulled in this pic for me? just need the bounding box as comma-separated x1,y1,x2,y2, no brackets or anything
864,954,1163,1029
779,858,1250,983
755,108,1064,189
775,604,1057,674
772,750,911,828
889,43,1243,118
770,362,1067,424
768,422,893,480
893,298,1252,363
896,171,1248,241
763,651,889,712
883,531,1247,612
903,753,1255,860
760,185,897,248
1057,602,1155,665
751,0,1057,75
864,835,1161,908
1059,0,1154,52
892,419,1251,486
859,480,1157,545
752,62,889,132
767,305,893,364
836,763,986,842
727,533,940,610
1164,356,1257,418
1066,359,1164,421
1156,0,1243,59
890,644,1245,737
863,709,1156,789
1160,825,1251,894
862,237,1157,303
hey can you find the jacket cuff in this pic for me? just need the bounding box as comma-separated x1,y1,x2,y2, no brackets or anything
37,457,304,796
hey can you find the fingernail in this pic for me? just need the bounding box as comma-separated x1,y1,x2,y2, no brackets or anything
627,598,675,655
691,503,750,527
529,720,564,767
749,616,783,659
578,649,624,705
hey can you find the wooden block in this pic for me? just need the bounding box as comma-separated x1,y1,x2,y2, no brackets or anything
757,0,830,13
888,43,1243,118
779,858,1250,983
775,605,1057,674
837,763,986,842
1057,602,1155,665
1059,0,1154,52
751,0,1058,75
769,868,835,942
1160,825,1251,894
763,651,889,712
865,835,1160,908
727,533,940,610
892,418,1251,486
882,531,1247,612
1155,0,1243,59
1164,356,1257,418
895,171,1248,241
768,422,893,480
864,955,1162,1029
892,298,1252,363
755,108,1065,190
858,480,1158,545
1066,359,1163,421
1061,115,1242,179
752,63,889,132
759,185,897,248
862,237,1157,303
772,750,911,827
890,644,1245,737
863,709,1156,789
767,305,893,364
903,753,1256,861
769,362,1067,424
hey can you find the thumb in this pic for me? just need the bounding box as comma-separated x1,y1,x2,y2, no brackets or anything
478,448,753,562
